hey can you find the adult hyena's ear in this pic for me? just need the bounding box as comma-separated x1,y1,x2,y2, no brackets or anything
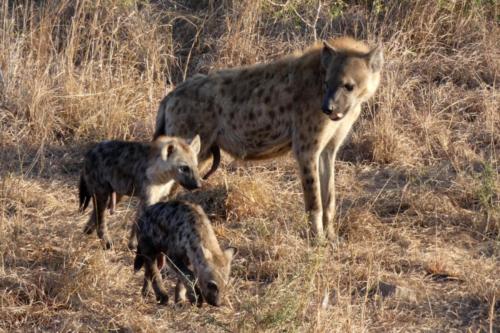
188,135,201,155
321,40,339,69
367,43,384,73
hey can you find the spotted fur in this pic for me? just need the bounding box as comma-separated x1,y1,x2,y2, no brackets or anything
134,200,236,306
79,135,202,249
154,37,384,240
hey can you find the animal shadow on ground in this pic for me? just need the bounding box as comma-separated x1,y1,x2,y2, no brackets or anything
0,141,96,182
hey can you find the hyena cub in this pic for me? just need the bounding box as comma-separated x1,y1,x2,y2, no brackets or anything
79,135,202,249
134,201,236,306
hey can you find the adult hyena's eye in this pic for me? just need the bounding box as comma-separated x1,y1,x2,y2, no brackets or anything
178,165,190,174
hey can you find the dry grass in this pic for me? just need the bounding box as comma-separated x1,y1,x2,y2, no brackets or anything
1,0,499,332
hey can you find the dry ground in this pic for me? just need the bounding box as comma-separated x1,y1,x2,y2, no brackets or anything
0,0,499,332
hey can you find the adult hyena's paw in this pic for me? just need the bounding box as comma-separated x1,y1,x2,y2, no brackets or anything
311,235,328,247
325,224,337,242
308,211,325,240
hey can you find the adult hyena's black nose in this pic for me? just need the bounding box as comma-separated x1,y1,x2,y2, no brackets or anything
322,95,335,115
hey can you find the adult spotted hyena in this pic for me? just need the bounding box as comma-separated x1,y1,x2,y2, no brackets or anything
79,135,202,249
134,200,236,306
154,37,383,240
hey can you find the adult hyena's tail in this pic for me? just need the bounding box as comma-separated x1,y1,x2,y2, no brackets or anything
202,145,221,180
79,174,91,213
154,94,221,179
153,96,168,140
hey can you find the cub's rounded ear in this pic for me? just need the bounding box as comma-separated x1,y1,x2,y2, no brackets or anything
207,280,219,292
188,134,201,155
161,143,174,160
321,40,338,69
224,247,237,261
367,43,384,72
201,246,213,260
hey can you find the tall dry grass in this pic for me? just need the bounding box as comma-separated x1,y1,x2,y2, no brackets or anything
0,0,498,332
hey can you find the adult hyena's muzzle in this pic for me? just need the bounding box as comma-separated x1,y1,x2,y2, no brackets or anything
328,111,345,121
322,100,345,121
322,88,345,121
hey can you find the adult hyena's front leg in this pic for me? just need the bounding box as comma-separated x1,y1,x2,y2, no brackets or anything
295,150,324,240
319,143,337,240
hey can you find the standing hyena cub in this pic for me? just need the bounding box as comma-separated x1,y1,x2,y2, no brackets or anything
134,201,236,306
79,135,202,249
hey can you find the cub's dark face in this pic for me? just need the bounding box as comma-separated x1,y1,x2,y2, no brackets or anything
199,247,236,307
148,135,202,190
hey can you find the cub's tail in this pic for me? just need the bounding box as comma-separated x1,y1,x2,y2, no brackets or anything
79,174,91,213
134,244,145,272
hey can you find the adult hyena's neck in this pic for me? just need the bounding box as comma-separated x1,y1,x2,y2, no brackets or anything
286,48,323,104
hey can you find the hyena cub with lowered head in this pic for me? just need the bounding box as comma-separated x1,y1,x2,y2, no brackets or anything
134,201,236,306
79,135,202,249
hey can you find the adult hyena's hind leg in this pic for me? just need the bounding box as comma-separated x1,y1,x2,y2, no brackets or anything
83,192,113,249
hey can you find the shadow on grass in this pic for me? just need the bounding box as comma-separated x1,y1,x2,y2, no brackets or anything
0,141,94,183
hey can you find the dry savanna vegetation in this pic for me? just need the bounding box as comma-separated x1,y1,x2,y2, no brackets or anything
0,0,499,332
